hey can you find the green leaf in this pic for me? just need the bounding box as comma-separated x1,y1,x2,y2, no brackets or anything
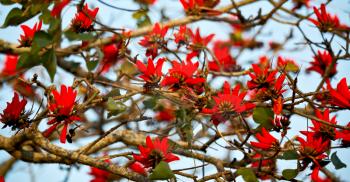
2,6,40,27
17,52,41,69
106,97,126,118
0,0,16,5
282,169,298,180
42,49,57,82
33,31,52,48
331,152,347,169
143,97,157,109
86,61,99,71
253,107,274,130
106,89,121,97
149,161,175,180
236,168,258,182
279,150,299,160
64,30,94,41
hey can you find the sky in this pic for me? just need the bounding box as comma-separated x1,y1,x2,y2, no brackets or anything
0,0,350,181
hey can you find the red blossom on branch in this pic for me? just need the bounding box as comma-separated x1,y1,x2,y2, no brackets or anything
130,136,179,175
139,23,168,58
208,41,238,72
250,128,279,150
174,25,191,44
89,160,111,182
71,4,99,33
311,166,331,182
202,81,255,125
44,85,80,143
301,109,338,141
51,0,71,17
1,54,19,76
161,59,205,91
297,132,329,163
180,0,220,15
327,78,350,109
0,93,29,130
308,4,348,32
136,57,165,85
187,28,214,58
18,21,42,47
98,39,123,73
247,63,277,90
307,50,336,78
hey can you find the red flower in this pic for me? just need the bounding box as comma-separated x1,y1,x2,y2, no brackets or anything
311,166,331,182
297,132,329,162
130,136,179,175
0,92,29,130
18,21,42,47
309,4,348,32
180,0,220,15
250,128,279,150
139,23,168,58
98,40,123,73
174,25,191,44
307,51,336,78
155,107,175,122
161,59,205,91
292,0,310,11
327,78,350,108
71,4,99,33
136,57,165,84
301,109,338,141
247,63,277,90
44,85,80,143
202,81,255,125
89,160,111,182
135,0,156,5
1,54,19,76
208,41,238,72
335,122,350,145
188,28,215,57
0,176,4,182
51,0,71,17
251,153,276,180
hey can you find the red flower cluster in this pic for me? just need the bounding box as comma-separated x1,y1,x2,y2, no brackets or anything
1,54,19,76
335,122,350,145
98,39,123,73
307,51,336,78
18,21,42,47
311,166,331,182
247,63,277,90
71,4,99,33
174,26,191,44
277,56,299,72
251,153,276,180
139,23,168,58
202,81,255,125
301,109,338,140
130,136,179,175
187,28,215,58
44,85,80,143
297,132,329,164
309,4,348,32
135,0,156,5
161,59,205,91
208,41,238,72
136,57,165,86
327,78,350,109
292,0,310,11
250,128,279,150
180,0,220,15
89,160,111,182
51,0,71,17
0,93,29,130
